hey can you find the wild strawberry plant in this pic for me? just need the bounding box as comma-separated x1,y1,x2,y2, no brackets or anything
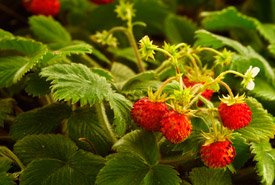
0,0,275,185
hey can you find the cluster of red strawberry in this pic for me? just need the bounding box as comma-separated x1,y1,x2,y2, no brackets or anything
131,83,252,169
131,97,192,144
22,0,115,17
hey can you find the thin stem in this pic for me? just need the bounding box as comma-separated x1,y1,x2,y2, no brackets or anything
108,26,145,72
199,47,222,56
208,110,218,137
155,76,177,98
95,102,117,143
154,60,170,74
153,47,174,59
220,81,234,99
192,53,203,68
0,147,25,170
187,54,200,77
175,43,187,50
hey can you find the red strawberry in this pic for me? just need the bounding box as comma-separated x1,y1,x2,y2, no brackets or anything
160,111,192,144
183,77,213,106
200,141,236,168
131,97,169,132
218,102,252,130
23,0,60,17
88,0,115,4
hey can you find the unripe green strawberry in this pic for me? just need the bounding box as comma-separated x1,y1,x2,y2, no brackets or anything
131,97,169,132
23,0,60,17
160,111,192,144
218,102,252,130
200,141,236,168
183,77,213,106
88,0,115,4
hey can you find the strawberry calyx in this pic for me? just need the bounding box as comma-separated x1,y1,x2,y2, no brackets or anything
219,94,245,106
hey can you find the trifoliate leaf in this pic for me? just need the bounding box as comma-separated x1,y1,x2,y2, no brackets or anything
25,73,51,97
0,98,14,127
0,37,48,88
40,63,113,106
251,141,275,185
68,107,113,156
96,153,180,185
237,97,275,142
113,130,159,165
17,135,105,185
10,103,72,141
107,92,132,136
201,7,256,30
164,14,197,44
29,15,71,48
190,167,232,185
91,48,111,64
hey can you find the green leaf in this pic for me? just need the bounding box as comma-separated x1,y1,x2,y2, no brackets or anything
90,68,113,82
0,37,48,88
248,78,275,102
96,153,149,185
108,47,137,63
54,43,93,56
40,63,113,106
29,15,71,48
142,164,181,185
122,71,157,91
201,7,257,31
68,107,113,156
113,130,159,165
195,30,275,81
25,73,51,97
0,98,14,127
231,133,250,169
164,14,197,44
107,92,132,136
20,150,105,185
190,167,232,185
10,103,72,141
0,29,13,38
251,141,275,185
257,24,275,44
0,173,15,185
96,153,180,185
0,157,11,172
195,29,246,54
92,48,111,64
237,97,275,142
14,134,78,164
110,62,136,83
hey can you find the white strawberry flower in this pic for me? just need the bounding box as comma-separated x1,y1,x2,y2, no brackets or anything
241,66,260,90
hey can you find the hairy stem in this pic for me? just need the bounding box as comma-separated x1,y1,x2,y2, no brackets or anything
108,27,145,72
95,102,117,143
220,81,234,99
155,76,177,98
